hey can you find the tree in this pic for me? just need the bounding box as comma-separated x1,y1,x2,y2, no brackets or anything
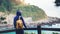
0,17,7,24
0,0,12,14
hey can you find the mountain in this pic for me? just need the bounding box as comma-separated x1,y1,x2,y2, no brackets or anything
11,5,47,21
0,0,47,21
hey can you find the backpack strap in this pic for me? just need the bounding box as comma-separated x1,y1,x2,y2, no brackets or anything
19,16,21,20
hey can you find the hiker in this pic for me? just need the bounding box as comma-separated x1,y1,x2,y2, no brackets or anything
14,10,27,34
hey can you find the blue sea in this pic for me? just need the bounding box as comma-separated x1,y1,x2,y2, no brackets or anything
1,30,38,34
1,30,60,34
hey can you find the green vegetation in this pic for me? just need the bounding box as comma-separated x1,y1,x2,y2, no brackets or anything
0,0,47,21
24,32,36,34
11,5,47,21
0,17,7,24
31,32,35,34
42,32,46,34
0,0,12,12
0,17,6,20
24,32,28,34
53,32,59,34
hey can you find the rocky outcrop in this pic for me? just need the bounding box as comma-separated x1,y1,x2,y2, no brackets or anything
11,0,27,5
0,12,5,16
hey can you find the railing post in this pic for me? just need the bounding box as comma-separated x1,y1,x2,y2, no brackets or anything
37,25,41,34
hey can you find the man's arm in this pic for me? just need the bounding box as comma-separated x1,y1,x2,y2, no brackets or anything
14,17,16,28
21,17,27,28
14,16,18,28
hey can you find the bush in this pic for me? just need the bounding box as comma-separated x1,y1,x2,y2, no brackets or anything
53,32,59,34
0,17,6,20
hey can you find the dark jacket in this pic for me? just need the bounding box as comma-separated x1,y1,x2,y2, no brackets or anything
14,10,27,28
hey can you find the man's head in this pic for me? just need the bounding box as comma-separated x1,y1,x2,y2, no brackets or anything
16,10,22,16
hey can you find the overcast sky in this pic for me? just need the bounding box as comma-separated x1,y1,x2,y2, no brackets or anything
25,0,60,18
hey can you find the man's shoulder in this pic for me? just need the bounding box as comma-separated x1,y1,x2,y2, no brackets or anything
14,16,18,18
14,16,19,19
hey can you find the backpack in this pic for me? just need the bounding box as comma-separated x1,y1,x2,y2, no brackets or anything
16,16,23,29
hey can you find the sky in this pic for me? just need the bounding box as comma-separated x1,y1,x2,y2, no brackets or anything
25,0,60,18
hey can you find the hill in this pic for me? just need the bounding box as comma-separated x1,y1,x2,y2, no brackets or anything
0,0,47,21
11,5,47,21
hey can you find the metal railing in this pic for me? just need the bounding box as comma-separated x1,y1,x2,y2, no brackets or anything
0,25,60,34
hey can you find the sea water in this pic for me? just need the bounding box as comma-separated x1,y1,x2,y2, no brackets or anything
41,30,60,34
41,23,60,34
1,31,16,34
1,30,60,34
41,23,60,28
1,30,38,34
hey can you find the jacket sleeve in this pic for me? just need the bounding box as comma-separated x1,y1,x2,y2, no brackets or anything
21,17,27,28
14,17,16,28
14,16,18,28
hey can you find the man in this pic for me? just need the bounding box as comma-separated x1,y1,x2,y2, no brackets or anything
14,10,27,34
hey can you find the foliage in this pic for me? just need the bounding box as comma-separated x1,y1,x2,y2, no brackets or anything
3,21,7,24
0,0,12,12
42,32,46,34
0,17,7,24
0,17,6,20
24,32,35,34
31,32,35,34
53,32,59,34
11,5,47,21
24,32,28,34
